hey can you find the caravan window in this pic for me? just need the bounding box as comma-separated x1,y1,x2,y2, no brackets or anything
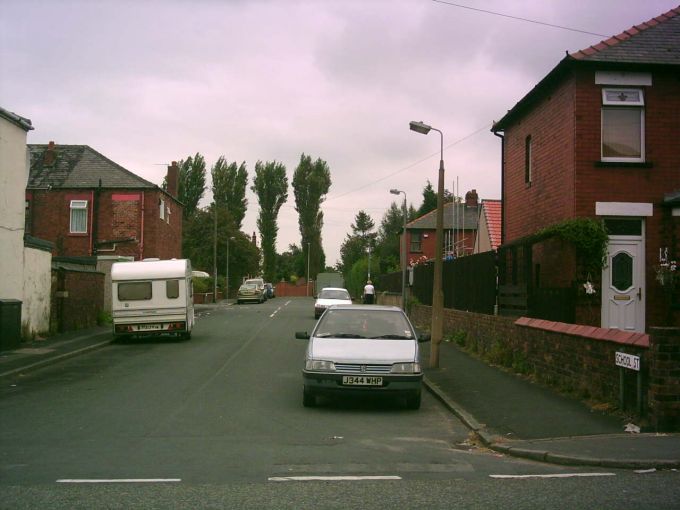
118,282,152,301
167,280,180,299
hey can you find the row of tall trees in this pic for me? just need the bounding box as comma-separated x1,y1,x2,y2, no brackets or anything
167,150,451,293
167,152,332,290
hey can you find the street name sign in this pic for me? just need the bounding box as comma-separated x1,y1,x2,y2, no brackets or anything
615,351,640,371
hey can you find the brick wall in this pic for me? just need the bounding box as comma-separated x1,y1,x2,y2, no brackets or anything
648,327,680,431
28,189,182,260
51,268,104,333
409,305,649,417
503,76,576,243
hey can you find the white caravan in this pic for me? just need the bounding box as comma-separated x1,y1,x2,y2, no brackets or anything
111,258,194,340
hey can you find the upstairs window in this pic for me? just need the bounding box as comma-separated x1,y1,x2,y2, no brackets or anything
159,198,165,220
69,200,88,234
410,232,422,253
601,88,645,162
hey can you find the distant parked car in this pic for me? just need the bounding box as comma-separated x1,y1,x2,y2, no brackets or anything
237,283,265,304
314,287,352,319
296,305,430,409
264,283,275,299
244,278,266,301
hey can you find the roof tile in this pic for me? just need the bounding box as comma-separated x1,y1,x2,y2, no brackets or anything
28,144,160,190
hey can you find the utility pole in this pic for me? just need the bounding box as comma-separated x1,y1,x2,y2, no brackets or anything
306,241,311,296
213,203,217,303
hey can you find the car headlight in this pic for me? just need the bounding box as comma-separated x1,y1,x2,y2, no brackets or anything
305,360,336,371
391,362,421,374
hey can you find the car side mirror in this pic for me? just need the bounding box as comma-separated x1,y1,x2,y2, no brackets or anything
417,331,431,343
295,331,310,340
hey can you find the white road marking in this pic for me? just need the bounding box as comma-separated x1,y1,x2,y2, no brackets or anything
490,473,615,479
268,475,402,482
57,479,181,484
270,306,283,318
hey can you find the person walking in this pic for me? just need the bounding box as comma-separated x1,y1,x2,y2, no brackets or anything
363,280,375,304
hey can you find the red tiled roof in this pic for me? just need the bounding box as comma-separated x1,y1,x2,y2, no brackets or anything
481,199,502,250
570,6,680,61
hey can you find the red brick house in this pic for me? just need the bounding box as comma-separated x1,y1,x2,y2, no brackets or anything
26,143,183,260
403,190,481,266
491,8,680,331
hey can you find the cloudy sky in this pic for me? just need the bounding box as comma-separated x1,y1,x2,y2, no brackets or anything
2,0,677,266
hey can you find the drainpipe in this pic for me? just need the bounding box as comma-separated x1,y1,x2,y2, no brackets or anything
493,130,505,245
89,189,95,256
91,179,102,257
139,191,145,260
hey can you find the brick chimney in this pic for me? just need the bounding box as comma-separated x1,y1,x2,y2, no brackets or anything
44,141,56,166
166,161,179,198
465,189,479,208
251,231,257,246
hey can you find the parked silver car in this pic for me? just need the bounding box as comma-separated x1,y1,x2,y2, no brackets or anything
296,305,429,409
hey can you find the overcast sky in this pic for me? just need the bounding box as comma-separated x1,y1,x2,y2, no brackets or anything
2,0,677,267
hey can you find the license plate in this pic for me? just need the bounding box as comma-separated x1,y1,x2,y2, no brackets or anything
342,376,383,386
136,324,162,331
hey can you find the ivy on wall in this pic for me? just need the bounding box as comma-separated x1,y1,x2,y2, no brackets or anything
537,218,609,277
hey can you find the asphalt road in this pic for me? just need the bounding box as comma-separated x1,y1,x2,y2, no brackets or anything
1,297,679,509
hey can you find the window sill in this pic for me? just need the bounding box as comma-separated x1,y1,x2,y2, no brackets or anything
595,161,653,169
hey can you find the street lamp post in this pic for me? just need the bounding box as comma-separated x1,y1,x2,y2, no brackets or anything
226,236,234,301
307,241,311,297
390,189,408,312
213,203,218,303
409,120,445,369
367,244,371,280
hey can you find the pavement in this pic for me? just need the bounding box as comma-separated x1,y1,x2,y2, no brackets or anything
423,339,680,470
1,301,678,470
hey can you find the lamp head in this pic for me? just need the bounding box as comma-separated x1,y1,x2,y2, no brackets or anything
409,120,431,135
390,189,401,195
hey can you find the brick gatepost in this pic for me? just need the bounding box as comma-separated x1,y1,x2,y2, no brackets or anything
648,327,680,432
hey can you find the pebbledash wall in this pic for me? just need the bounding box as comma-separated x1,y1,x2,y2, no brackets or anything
404,302,680,431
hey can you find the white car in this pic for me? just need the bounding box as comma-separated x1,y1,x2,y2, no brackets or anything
314,287,352,319
297,305,430,409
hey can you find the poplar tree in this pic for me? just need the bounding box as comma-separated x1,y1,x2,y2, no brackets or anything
292,153,331,281
252,160,288,282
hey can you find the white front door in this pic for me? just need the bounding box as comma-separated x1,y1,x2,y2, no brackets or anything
601,237,645,332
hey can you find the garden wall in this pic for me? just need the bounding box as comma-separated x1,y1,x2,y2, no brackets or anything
406,303,679,431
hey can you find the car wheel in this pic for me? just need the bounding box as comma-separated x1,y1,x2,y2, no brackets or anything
303,387,316,407
405,391,421,410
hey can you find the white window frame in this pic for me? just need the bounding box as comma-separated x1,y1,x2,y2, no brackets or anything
159,198,166,220
601,88,645,163
69,200,88,234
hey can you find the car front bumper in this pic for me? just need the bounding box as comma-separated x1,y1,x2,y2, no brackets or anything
302,370,422,396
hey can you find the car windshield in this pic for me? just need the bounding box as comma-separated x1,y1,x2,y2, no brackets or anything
314,309,413,340
241,284,257,290
245,279,262,286
319,289,350,300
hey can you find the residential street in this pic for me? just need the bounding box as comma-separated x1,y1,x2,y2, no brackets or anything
1,298,679,509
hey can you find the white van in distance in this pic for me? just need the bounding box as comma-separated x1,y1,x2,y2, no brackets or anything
111,258,194,340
